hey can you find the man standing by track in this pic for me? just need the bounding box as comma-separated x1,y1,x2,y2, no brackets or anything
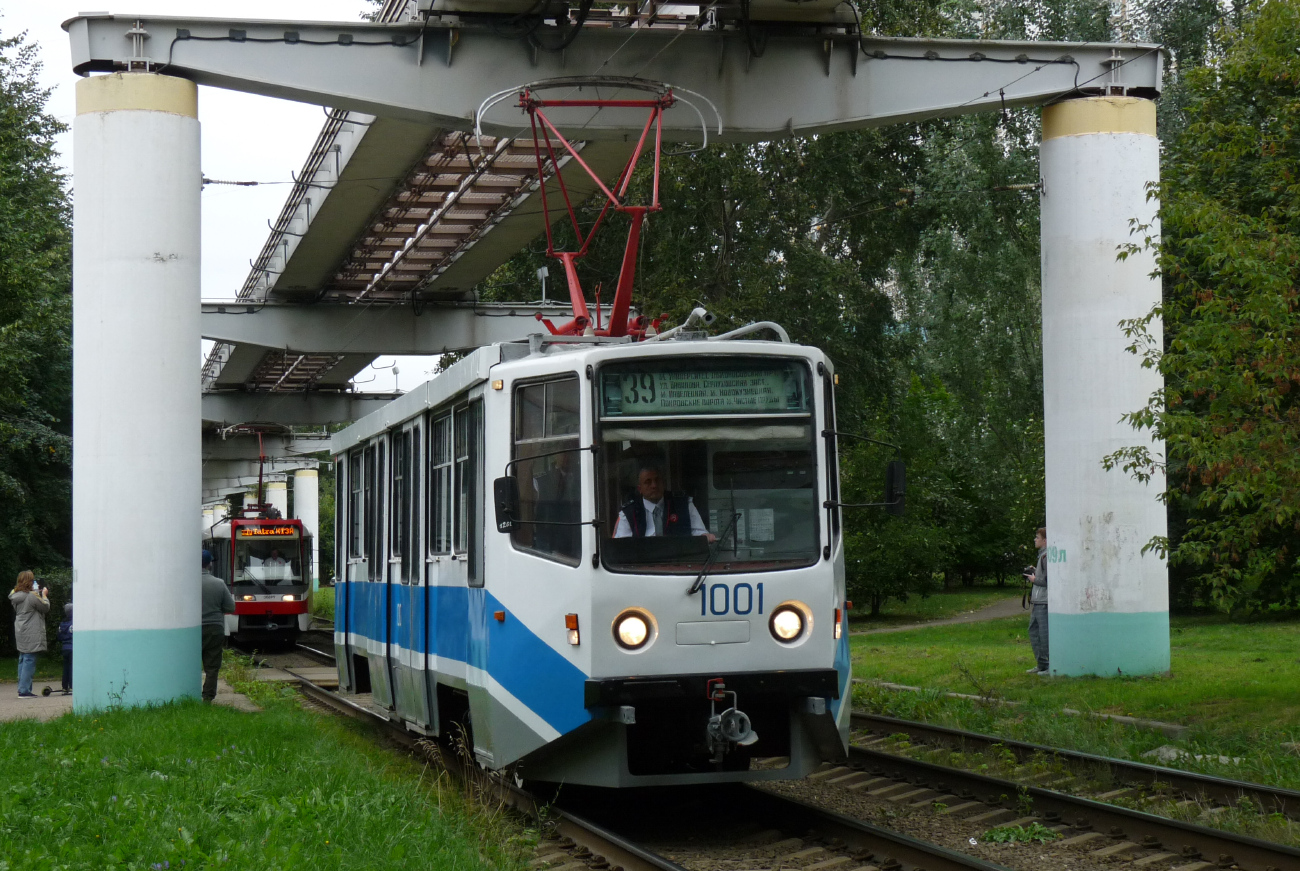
1026,527,1050,675
201,550,235,702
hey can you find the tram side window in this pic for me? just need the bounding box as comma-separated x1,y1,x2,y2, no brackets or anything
454,401,484,585
374,441,386,582
363,445,376,564
409,427,421,575
391,432,408,581
511,377,581,565
428,412,452,554
348,451,362,559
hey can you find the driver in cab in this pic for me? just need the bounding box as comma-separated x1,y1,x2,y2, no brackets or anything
614,465,718,542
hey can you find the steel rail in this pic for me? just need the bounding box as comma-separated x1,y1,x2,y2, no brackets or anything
293,642,336,665
290,675,688,871
291,673,1008,871
852,712,1300,818
849,744,1300,871
739,787,1014,871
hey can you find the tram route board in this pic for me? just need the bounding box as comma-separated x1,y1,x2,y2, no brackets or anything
603,368,807,416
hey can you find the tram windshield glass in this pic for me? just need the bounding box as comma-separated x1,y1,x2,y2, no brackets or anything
232,527,307,592
598,357,819,574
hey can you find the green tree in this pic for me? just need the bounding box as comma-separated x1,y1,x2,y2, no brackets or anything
1106,0,1300,612
0,31,73,653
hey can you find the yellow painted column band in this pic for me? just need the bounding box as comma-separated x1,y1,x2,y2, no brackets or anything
1042,96,1155,141
295,470,319,478
76,73,197,118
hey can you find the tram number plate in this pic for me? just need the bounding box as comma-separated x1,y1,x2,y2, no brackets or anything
700,582,764,617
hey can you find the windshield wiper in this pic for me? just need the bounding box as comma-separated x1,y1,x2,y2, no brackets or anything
688,512,740,596
242,577,272,595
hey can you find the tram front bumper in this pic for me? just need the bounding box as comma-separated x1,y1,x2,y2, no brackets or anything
583,668,839,707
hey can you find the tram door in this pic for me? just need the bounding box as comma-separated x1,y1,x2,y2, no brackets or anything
424,408,454,735
368,439,394,707
342,446,373,695
390,420,429,725
424,401,482,743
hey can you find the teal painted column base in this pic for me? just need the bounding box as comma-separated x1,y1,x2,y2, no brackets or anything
72,626,202,713
1050,611,1170,676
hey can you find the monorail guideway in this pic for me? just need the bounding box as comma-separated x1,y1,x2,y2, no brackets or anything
69,6,1168,710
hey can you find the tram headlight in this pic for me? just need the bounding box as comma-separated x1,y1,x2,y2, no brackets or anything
769,605,806,643
282,594,296,602
613,610,653,650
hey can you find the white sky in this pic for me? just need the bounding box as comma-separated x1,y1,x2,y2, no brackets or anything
4,1,444,391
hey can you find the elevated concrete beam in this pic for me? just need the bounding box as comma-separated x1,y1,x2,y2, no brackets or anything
203,391,399,427
66,15,1162,141
201,301,573,355
202,431,330,461
202,458,318,484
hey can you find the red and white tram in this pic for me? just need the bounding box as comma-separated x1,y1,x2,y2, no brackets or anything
205,507,313,640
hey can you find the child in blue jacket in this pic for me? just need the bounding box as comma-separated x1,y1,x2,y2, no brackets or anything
57,603,72,695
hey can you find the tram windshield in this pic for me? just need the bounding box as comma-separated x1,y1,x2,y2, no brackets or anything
232,531,306,591
598,357,819,574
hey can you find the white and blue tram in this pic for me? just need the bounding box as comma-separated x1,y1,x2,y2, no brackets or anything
332,330,867,787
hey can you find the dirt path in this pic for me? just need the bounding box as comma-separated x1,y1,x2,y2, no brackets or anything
850,594,1025,636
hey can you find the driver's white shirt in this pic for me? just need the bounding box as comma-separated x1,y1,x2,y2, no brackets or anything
613,496,708,538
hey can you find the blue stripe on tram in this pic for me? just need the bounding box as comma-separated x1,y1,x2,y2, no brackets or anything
339,580,591,735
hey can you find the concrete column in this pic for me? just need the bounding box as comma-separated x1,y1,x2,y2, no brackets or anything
1039,96,1168,676
73,73,201,710
266,480,288,518
293,469,320,591
212,501,229,525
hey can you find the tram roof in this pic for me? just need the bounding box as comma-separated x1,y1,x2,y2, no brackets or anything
329,336,824,454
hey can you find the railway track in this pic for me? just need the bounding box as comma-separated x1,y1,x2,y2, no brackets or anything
812,739,1300,871
851,712,1300,819
262,648,1298,870
287,673,1013,871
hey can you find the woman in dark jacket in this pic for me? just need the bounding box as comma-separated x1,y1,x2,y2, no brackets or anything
9,570,49,698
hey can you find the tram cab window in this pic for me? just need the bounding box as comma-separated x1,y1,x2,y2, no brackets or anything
232,533,306,594
510,377,582,565
598,358,819,575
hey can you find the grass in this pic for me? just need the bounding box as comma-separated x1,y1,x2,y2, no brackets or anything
0,654,532,870
850,613,1300,789
848,582,1021,631
310,587,335,623
0,654,65,683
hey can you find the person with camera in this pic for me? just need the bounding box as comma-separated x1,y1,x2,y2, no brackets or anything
9,570,49,698
1024,527,1050,675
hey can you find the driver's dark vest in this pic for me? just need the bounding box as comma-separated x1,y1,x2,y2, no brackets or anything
619,495,692,537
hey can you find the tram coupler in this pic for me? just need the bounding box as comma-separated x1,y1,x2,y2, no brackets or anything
705,679,758,764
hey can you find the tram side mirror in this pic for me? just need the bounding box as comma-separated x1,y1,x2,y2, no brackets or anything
885,460,906,517
493,477,520,533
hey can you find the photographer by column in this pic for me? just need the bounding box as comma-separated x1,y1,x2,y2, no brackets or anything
1025,528,1050,675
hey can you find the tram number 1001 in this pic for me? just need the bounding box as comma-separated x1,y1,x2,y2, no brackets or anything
700,582,764,617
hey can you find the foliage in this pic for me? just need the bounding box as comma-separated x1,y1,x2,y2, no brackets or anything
0,32,72,591
317,459,337,583
1105,0,1300,613
981,822,1062,844
312,586,335,622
